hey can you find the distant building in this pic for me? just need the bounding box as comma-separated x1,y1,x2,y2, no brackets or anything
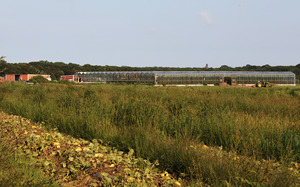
205,64,208,69
4,74,51,82
0,77,4,82
74,71,296,86
60,75,75,81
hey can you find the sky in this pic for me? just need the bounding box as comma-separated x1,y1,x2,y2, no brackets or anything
1,0,299,68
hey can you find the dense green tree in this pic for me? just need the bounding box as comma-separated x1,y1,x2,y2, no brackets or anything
219,65,233,71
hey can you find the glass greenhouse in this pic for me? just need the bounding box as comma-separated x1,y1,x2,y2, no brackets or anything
74,71,296,86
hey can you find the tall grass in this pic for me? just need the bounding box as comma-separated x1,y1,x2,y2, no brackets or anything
0,82,299,185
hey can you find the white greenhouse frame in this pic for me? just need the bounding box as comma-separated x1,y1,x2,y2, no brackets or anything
74,71,296,86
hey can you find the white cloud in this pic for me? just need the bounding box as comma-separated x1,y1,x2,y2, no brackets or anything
200,11,214,25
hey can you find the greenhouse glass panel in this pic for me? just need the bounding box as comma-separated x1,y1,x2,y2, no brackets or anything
74,71,296,86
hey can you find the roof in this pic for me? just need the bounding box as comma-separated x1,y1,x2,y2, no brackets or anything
75,71,295,76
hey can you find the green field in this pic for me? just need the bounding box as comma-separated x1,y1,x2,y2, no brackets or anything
0,82,299,186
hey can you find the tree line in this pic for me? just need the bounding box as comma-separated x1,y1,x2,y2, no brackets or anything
0,57,299,80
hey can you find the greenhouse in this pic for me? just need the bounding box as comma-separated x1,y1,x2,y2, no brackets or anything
74,71,296,86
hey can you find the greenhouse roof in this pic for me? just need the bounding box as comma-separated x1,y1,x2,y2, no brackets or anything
152,71,295,75
76,71,295,76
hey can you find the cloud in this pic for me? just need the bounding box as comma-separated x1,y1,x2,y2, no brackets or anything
200,11,214,25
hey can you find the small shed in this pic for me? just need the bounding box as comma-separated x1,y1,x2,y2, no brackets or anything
60,75,75,81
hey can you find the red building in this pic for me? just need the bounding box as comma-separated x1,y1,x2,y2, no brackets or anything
0,77,4,82
60,75,75,81
5,74,16,81
5,74,51,81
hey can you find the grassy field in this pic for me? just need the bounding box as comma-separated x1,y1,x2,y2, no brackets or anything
0,82,299,185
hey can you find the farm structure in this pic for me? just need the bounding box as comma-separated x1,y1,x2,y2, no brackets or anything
75,71,296,86
4,74,51,82
0,77,4,82
60,75,75,81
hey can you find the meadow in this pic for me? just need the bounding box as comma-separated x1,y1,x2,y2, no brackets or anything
0,82,299,185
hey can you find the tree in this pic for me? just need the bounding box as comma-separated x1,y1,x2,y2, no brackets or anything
0,56,6,61
219,65,232,71
0,56,8,75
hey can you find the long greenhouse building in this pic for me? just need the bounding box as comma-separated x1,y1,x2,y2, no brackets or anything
74,71,296,86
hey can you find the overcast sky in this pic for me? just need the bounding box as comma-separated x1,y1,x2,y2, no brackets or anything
1,0,299,67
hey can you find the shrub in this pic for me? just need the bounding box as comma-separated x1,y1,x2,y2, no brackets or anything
29,76,49,84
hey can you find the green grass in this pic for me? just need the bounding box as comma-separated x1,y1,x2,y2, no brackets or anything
0,82,299,185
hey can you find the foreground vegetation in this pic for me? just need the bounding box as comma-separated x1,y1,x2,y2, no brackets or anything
0,82,299,185
0,112,179,186
0,115,58,186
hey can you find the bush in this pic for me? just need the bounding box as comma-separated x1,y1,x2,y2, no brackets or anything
29,76,49,84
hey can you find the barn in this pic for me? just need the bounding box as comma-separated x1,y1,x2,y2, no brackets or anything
5,74,51,82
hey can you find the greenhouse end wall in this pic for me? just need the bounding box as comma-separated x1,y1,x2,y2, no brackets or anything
74,71,296,86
